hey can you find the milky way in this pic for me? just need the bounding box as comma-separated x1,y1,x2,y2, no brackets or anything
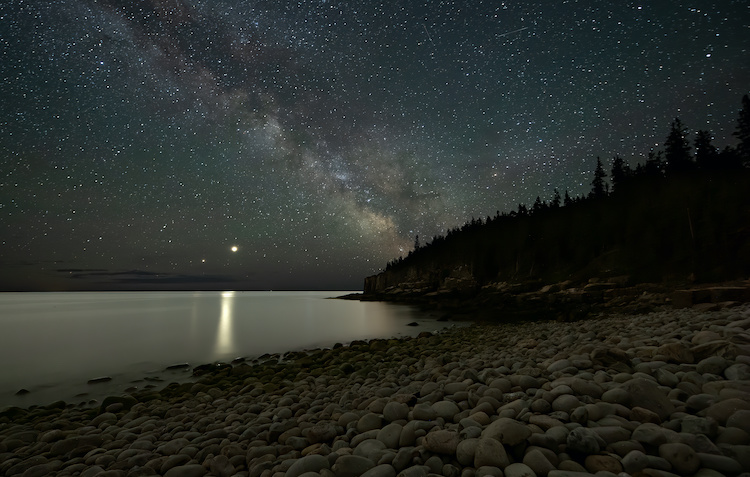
1,1,748,290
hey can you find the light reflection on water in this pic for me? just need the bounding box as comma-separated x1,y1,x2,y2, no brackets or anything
216,291,236,356
0,291,461,408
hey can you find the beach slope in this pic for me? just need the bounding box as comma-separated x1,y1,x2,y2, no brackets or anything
1,305,749,476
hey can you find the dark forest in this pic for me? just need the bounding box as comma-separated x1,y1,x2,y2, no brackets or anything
376,95,750,290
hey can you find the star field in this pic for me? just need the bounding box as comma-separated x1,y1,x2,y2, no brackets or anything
1,0,748,290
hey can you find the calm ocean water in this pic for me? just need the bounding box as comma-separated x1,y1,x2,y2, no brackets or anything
0,291,458,409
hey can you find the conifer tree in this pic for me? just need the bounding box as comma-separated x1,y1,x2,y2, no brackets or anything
664,118,692,173
643,150,665,178
694,129,718,170
590,157,607,198
733,94,750,166
532,196,544,213
610,155,631,193
551,188,561,208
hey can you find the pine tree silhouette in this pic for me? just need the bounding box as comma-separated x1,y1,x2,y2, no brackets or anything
551,189,561,208
610,155,631,193
590,157,607,198
641,150,665,178
694,129,718,170
734,94,750,166
664,118,693,173
375,95,750,290
532,196,545,214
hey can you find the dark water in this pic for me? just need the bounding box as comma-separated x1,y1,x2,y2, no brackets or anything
0,291,459,409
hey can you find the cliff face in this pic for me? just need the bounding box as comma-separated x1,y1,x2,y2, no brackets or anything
364,262,750,322
364,272,402,295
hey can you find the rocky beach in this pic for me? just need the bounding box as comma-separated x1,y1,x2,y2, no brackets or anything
2,303,750,477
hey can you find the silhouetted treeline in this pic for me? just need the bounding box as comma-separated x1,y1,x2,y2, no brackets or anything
383,94,750,284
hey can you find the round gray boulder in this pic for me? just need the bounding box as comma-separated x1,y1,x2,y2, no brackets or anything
659,442,700,476
566,427,603,455
287,455,330,477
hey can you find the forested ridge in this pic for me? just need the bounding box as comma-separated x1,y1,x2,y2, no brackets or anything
371,95,750,292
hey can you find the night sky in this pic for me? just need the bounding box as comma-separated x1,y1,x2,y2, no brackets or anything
1,1,748,291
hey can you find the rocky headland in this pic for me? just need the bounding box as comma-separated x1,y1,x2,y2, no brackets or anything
2,301,750,477
357,273,750,323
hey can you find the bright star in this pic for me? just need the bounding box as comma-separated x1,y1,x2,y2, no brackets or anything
231,246,238,252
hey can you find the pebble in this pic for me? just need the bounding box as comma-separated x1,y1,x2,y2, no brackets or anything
455,438,478,466
307,422,338,444
505,462,538,477
163,464,207,477
383,402,409,422
482,417,531,445
659,442,700,476
566,427,603,455
424,430,460,455
726,409,750,433
704,398,750,425
287,454,330,477
547,471,596,477
621,378,675,420
354,439,387,462
412,403,437,421
377,423,403,449
474,438,510,468
332,455,375,477
1,304,749,477
621,449,649,474
476,465,503,477
357,413,383,433
432,401,461,421
523,448,556,476
632,423,669,447
583,454,622,474
696,356,728,375
361,463,397,477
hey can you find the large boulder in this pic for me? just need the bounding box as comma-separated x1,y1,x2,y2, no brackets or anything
332,455,376,477
566,427,604,455
474,438,510,468
655,342,694,364
286,455,330,477
659,443,700,476
482,417,531,446
621,378,675,420
423,430,460,455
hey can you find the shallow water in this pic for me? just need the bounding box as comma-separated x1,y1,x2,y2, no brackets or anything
0,291,459,409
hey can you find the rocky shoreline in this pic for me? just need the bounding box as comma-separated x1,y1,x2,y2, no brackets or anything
352,278,750,323
2,304,750,477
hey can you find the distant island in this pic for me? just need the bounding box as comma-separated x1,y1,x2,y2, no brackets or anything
358,94,750,319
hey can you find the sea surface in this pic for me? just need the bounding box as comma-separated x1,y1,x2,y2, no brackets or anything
0,291,460,409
